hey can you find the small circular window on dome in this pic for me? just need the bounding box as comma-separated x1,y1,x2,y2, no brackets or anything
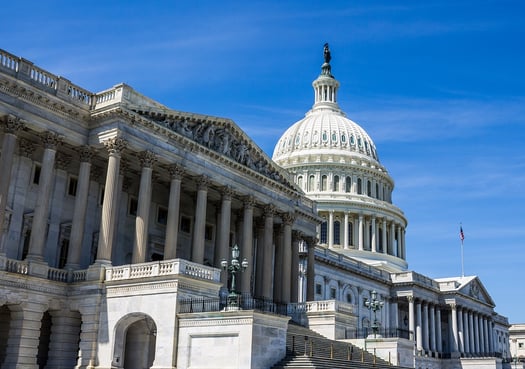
341,133,346,143
350,135,355,145
331,131,337,143
295,134,301,146
312,131,319,144
357,137,362,148
322,131,328,142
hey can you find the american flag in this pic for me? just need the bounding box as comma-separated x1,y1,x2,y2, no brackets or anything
459,226,465,242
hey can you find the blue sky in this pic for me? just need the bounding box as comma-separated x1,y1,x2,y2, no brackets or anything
2,1,524,323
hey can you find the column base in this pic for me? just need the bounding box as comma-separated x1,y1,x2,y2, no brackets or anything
28,259,49,277
86,262,110,281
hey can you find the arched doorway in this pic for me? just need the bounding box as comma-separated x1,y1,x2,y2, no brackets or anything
113,313,156,369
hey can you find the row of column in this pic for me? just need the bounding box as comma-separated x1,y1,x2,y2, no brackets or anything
0,121,310,303
323,211,406,259
406,297,495,356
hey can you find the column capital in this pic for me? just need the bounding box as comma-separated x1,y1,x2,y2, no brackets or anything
264,204,277,218
138,150,157,168
407,295,414,303
40,131,63,150
243,195,255,209
196,175,210,191
77,145,95,163
292,230,304,240
103,137,127,155
168,163,184,179
4,114,25,134
282,212,296,226
221,186,234,200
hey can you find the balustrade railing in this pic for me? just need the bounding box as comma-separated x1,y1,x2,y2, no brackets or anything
178,293,288,315
105,259,221,282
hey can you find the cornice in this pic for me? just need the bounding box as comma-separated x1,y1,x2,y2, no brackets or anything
0,76,90,122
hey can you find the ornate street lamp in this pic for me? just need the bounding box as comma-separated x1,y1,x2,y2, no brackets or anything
221,244,248,309
365,290,384,338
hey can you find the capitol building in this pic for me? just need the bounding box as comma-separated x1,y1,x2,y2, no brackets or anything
0,45,514,369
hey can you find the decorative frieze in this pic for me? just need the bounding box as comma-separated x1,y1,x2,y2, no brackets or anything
18,138,34,157
55,152,71,171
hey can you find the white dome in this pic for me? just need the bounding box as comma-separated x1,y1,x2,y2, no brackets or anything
272,105,379,164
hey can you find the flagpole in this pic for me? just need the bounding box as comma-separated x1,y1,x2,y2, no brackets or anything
461,238,464,278
460,224,465,277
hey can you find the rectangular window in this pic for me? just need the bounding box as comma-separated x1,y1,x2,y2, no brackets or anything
205,225,213,241
33,164,42,185
315,283,322,295
67,176,78,196
128,197,138,216
330,287,336,299
157,206,168,225
519,342,524,348
98,186,105,207
180,216,191,233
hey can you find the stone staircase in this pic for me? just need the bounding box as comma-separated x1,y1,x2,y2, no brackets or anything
272,322,408,369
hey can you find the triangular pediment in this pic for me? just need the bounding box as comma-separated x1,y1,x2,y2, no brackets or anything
129,105,296,190
437,276,495,306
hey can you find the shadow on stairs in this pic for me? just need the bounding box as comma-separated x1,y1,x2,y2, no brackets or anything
272,322,409,369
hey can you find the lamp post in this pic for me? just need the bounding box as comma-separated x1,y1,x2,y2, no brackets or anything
365,290,384,339
221,244,248,309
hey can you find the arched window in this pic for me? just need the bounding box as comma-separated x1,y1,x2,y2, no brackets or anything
321,175,327,191
334,221,341,245
348,221,353,246
367,180,372,196
320,222,328,244
308,175,315,192
297,176,303,190
345,176,351,192
333,175,339,191
357,178,362,194
378,227,383,252
375,183,379,199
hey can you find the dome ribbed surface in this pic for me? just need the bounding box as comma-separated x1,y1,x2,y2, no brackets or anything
272,107,379,163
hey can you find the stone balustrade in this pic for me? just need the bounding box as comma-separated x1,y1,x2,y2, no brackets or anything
105,259,221,282
288,299,354,315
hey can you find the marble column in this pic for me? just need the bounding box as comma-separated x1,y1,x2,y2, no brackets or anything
290,232,301,303
422,302,429,351
429,304,436,352
390,222,396,256
27,131,62,262
96,137,127,264
458,306,464,354
65,146,94,269
450,304,459,353
132,151,156,263
273,227,283,302
463,309,470,355
416,300,423,352
216,187,233,288
382,218,387,254
281,213,294,303
191,176,209,264
358,214,364,251
469,312,475,355
240,196,254,295
408,296,415,342
328,211,334,248
0,115,24,254
262,205,275,299
306,237,316,301
255,220,265,298
436,307,443,353
164,164,183,260
343,212,349,249
474,313,480,354
371,216,377,252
